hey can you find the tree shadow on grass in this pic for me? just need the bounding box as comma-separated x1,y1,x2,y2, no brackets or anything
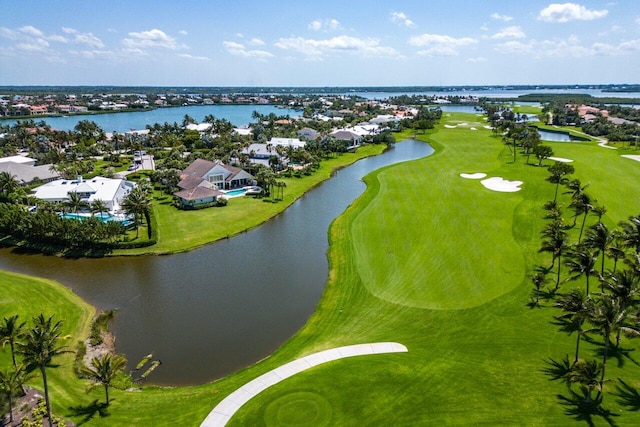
68,400,110,425
557,388,619,427
542,355,572,384
612,379,640,411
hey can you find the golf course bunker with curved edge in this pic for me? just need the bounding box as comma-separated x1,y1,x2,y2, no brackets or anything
460,172,487,179
200,342,408,427
548,157,574,163
481,177,523,193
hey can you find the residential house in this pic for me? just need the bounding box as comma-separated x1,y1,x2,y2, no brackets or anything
297,127,320,140
0,155,60,186
174,159,254,207
31,176,135,211
330,130,362,144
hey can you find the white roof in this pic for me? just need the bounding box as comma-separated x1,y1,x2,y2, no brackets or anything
32,176,132,206
233,127,253,136
268,137,306,148
0,155,36,165
186,123,212,132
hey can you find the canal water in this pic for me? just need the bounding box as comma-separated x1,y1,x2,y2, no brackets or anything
0,139,433,385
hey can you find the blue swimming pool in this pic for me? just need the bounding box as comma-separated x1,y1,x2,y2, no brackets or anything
223,188,247,197
62,212,133,226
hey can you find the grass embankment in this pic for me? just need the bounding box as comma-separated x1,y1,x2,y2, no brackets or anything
116,145,386,255
4,113,640,425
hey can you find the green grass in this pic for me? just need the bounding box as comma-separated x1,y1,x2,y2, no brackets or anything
116,145,386,255
3,114,640,425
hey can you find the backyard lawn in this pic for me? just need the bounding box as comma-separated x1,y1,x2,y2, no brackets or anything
3,112,640,425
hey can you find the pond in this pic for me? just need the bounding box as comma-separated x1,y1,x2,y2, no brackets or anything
0,139,433,386
538,129,586,142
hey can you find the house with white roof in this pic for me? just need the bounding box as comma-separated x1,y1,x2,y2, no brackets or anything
31,176,135,212
0,155,60,185
268,137,306,148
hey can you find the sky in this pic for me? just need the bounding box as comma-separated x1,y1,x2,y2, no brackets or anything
1,0,639,87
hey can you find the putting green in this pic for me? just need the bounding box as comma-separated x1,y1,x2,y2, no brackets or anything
350,150,524,310
264,391,333,427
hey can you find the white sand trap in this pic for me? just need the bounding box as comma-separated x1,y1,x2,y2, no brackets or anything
599,141,617,150
460,122,468,126
549,157,574,163
484,125,493,130
460,172,487,179
481,177,523,192
470,127,477,130
622,155,640,163
444,124,457,128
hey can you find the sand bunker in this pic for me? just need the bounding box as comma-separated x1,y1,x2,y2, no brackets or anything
460,172,487,179
481,177,523,192
549,157,574,163
444,124,457,128
483,125,493,130
622,155,640,163
460,122,468,126
470,127,477,130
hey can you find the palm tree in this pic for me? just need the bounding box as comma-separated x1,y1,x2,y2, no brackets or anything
81,354,127,405
569,192,593,241
547,162,575,202
90,199,109,220
619,215,640,254
530,267,550,306
0,171,18,202
0,364,29,425
66,191,89,214
121,186,152,238
607,230,627,273
583,222,613,283
555,288,590,364
0,315,25,368
18,314,68,427
567,359,603,403
564,245,598,295
604,269,640,346
539,221,569,290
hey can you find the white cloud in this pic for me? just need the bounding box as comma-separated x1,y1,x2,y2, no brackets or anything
409,33,477,56
538,3,608,23
491,26,526,39
19,26,44,37
223,41,273,59
308,20,322,31
467,57,487,62
73,33,104,49
16,39,49,52
490,13,513,22
178,53,211,61
62,27,77,35
307,18,342,32
123,29,183,50
275,35,401,60
179,30,188,35
494,36,640,57
480,24,489,32
249,38,265,46
391,11,416,28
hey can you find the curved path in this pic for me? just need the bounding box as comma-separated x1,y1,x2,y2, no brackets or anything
200,342,408,426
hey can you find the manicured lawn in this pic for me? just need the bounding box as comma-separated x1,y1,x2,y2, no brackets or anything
3,113,640,425
116,145,386,255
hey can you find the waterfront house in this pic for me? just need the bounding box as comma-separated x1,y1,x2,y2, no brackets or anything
297,127,320,140
174,159,254,207
31,176,135,212
0,155,60,185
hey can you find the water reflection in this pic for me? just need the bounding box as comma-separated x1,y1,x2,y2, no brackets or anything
0,140,433,385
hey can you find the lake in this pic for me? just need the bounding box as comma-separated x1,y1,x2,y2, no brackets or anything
0,139,434,386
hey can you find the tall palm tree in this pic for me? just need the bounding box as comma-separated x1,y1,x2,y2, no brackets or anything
81,354,127,405
90,199,109,220
607,230,627,273
530,267,550,306
569,193,593,242
619,215,640,254
604,269,640,346
0,171,18,202
66,191,89,214
539,221,569,290
121,186,152,238
583,222,614,283
547,162,575,203
0,364,29,425
0,314,25,368
567,359,603,403
18,314,68,427
555,288,590,364
564,245,598,295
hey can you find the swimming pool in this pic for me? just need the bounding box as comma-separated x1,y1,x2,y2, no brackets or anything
223,188,247,197
62,212,133,226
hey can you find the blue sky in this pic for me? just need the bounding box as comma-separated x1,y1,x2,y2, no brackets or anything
1,1,639,86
